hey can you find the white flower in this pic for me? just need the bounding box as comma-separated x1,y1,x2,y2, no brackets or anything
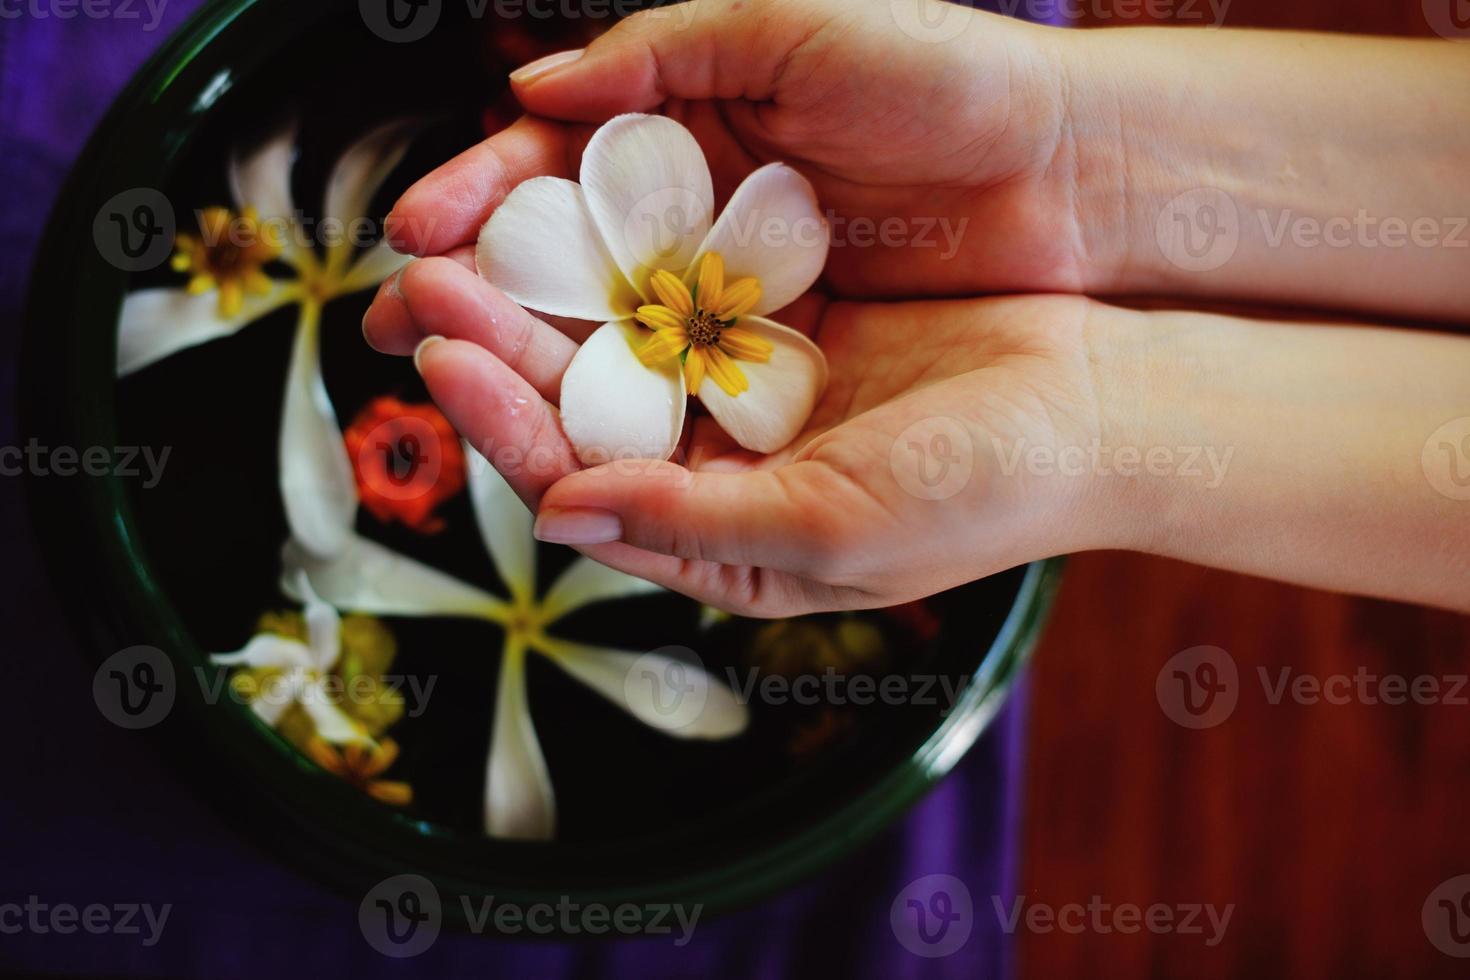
116,120,418,559
210,573,369,745
281,444,748,840
476,113,830,463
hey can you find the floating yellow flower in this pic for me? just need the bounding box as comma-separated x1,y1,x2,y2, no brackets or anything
171,206,283,318
306,738,413,806
476,113,830,463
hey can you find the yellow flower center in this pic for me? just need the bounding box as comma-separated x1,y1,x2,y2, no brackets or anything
171,206,283,318
633,252,774,397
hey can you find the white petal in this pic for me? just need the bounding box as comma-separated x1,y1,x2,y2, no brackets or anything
299,679,370,744
486,643,555,840
699,317,827,454
540,556,663,624
283,534,505,619
540,640,749,739
116,284,296,376
300,576,343,673
580,113,713,293
558,321,686,465
465,443,535,605
250,669,306,727
279,311,357,559
338,239,413,295
476,176,637,322
229,119,299,256
322,120,417,274
691,163,829,315
211,634,313,671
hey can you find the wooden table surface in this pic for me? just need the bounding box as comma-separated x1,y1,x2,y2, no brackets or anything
1017,2,1466,977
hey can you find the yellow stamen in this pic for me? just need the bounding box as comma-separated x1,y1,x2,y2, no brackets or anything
649,269,693,317
715,278,761,320
694,252,723,310
702,345,749,396
684,347,707,395
636,327,689,366
635,304,687,333
718,326,774,362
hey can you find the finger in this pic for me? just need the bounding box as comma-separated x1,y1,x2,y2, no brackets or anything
361,246,475,355
396,258,578,402
384,115,590,257
414,338,578,507
533,458,872,575
508,0,836,121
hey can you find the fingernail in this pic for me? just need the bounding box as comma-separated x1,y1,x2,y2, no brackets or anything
509,48,584,84
413,334,445,374
533,507,622,545
385,264,407,300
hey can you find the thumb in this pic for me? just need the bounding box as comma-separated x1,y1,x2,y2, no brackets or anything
507,0,838,121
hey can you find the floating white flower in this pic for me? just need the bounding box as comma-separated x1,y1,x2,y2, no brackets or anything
116,120,417,558
282,444,748,840
210,573,369,745
476,113,830,463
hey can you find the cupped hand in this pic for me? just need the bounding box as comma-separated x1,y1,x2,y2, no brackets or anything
384,0,1095,300
366,256,1129,616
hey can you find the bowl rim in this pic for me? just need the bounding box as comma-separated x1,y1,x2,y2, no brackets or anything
21,0,1065,928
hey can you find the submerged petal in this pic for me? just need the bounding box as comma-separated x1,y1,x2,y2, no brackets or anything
540,556,663,624
698,317,827,453
229,119,299,259
299,679,370,744
322,120,417,275
559,321,686,465
283,533,504,619
580,114,713,294
691,163,828,316
476,176,637,322
486,642,555,840
339,238,414,295
540,640,749,739
211,634,314,671
279,309,358,559
116,284,296,376
466,443,536,606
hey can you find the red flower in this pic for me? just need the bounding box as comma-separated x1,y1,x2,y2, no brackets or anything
345,396,466,534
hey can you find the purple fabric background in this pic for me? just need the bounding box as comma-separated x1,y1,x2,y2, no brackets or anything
0,3,1038,977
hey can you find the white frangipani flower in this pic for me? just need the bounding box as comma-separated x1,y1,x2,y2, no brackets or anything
116,120,418,559
476,113,830,464
282,444,749,840
210,573,368,745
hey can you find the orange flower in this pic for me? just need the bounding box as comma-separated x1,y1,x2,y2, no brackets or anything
306,737,413,806
345,396,466,533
